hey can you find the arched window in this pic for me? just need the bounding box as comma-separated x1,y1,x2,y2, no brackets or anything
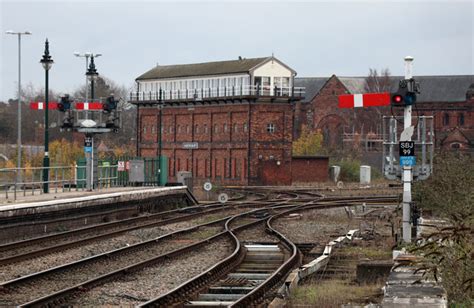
195,124,199,134
443,113,450,126
458,113,465,126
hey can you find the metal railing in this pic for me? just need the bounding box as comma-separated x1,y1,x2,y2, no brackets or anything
130,85,305,102
0,165,86,201
0,158,164,201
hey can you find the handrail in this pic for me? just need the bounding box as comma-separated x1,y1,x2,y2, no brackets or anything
130,85,306,102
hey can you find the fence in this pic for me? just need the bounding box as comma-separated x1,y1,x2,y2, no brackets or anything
0,156,167,201
0,165,86,201
130,85,305,102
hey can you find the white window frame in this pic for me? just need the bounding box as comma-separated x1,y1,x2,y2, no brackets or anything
267,123,275,133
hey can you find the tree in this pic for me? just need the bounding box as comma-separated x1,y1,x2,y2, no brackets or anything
292,126,325,156
411,152,474,305
364,68,392,93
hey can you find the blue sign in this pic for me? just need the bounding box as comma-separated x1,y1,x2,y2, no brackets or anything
400,156,416,166
84,146,92,153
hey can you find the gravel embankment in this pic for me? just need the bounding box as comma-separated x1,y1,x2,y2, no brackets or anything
67,238,234,306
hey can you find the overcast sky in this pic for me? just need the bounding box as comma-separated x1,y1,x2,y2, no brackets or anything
1,0,472,101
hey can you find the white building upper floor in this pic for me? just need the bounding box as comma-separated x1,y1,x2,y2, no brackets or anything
131,56,305,101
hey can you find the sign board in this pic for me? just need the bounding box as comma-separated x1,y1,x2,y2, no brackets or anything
117,161,125,171
183,142,199,149
203,182,212,191
218,193,229,204
84,137,92,148
400,156,416,166
84,146,92,153
399,141,415,156
125,161,131,171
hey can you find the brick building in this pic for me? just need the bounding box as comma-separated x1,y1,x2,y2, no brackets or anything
130,56,315,186
294,75,474,152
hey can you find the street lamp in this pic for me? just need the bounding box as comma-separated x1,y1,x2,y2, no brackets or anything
73,52,102,102
5,30,32,183
85,55,99,100
40,39,54,193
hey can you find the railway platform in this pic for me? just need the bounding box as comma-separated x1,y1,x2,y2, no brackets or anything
0,186,197,242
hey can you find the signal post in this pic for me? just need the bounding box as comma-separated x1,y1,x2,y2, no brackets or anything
338,56,431,244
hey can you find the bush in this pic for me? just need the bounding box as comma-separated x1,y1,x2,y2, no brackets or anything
335,159,361,182
411,152,474,305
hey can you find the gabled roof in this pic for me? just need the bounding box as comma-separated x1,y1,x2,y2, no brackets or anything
137,57,270,80
298,75,474,103
293,77,329,103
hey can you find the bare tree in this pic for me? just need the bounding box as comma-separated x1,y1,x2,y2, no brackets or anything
364,68,392,93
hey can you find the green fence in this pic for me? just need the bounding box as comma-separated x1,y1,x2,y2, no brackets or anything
75,156,168,188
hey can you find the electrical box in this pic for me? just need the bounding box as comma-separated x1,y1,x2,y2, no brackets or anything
177,171,193,190
360,165,371,185
329,165,341,183
129,160,145,183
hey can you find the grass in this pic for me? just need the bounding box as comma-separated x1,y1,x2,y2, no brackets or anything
289,279,382,307
342,245,393,260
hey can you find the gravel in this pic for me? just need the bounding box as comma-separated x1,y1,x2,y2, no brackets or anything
67,238,234,306
236,222,279,244
273,207,359,244
0,225,225,306
0,210,240,283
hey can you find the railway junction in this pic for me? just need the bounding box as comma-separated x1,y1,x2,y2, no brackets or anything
0,183,449,307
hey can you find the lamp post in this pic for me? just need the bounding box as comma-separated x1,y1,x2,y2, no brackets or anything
158,89,163,185
73,52,101,102
5,30,31,183
85,56,99,191
86,55,99,100
40,39,54,193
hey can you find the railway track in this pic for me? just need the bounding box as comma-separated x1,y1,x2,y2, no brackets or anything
139,195,398,307
0,202,246,266
0,188,399,307
0,206,293,307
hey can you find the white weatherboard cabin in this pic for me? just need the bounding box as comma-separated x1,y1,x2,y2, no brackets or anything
132,56,301,101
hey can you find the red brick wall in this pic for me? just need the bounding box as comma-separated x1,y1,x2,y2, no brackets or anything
138,98,294,186
291,157,329,183
258,161,292,186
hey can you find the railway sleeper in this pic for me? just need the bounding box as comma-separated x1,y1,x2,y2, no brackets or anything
184,244,284,307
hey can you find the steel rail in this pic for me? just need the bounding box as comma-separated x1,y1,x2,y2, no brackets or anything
141,196,398,307
0,202,216,252
231,196,399,306
11,206,295,307
0,205,236,266
0,216,228,290
139,201,317,307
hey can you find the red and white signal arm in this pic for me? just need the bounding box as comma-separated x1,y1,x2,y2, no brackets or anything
30,101,58,110
75,102,103,110
338,93,391,108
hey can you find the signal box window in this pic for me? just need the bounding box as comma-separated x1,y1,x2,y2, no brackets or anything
267,123,275,133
